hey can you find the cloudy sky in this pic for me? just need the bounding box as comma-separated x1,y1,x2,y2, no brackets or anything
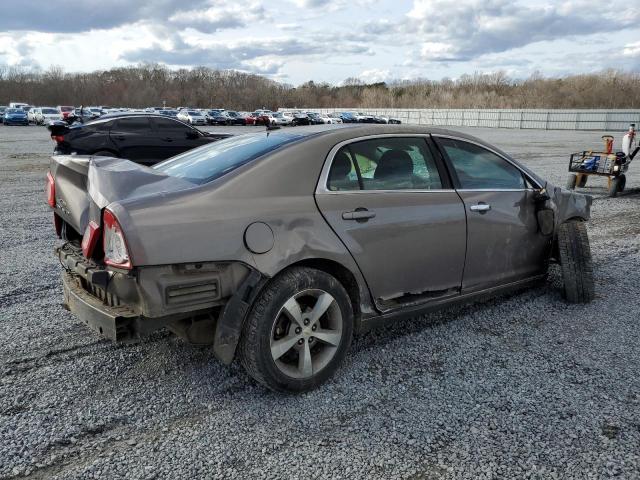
0,0,639,84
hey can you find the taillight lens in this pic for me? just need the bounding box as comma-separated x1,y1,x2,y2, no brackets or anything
103,209,132,269
46,171,55,208
52,135,65,143
81,221,101,258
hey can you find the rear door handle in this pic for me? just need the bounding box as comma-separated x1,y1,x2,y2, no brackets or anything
342,209,376,221
470,203,491,213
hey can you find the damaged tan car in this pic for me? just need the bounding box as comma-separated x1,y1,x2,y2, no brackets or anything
47,125,594,392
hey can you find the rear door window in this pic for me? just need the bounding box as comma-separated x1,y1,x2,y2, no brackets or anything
327,137,443,191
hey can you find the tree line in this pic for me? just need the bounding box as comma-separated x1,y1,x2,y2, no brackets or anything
1,64,639,110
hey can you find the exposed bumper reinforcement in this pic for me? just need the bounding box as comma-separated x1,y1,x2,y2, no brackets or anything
62,270,140,341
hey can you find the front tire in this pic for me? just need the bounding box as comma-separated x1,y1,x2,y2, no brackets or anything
557,220,595,303
608,176,622,197
239,267,353,393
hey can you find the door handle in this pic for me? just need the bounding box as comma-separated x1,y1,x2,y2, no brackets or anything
470,203,491,213
342,209,376,221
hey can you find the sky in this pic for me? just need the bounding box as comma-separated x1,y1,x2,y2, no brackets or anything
0,0,639,85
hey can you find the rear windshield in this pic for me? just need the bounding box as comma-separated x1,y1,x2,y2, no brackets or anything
42,108,58,114
153,132,305,184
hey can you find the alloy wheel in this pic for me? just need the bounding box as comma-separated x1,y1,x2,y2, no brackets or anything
270,289,343,379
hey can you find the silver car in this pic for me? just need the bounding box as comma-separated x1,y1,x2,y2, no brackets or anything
47,125,594,392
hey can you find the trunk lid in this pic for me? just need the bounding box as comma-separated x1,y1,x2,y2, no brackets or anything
50,155,193,236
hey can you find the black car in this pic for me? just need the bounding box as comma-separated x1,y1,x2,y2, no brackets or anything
305,112,324,125
291,113,311,126
207,111,232,126
224,111,247,125
48,114,231,165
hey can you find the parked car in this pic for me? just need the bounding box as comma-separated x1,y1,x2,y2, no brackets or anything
27,107,38,124
34,107,62,125
237,112,256,126
57,106,75,121
374,115,402,124
253,112,276,126
315,113,342,124
158,109,179,118
47,114,231,164
46,125,594,393
291,112,311,126
325,113,344,124
355,112,376,123
177,110,207,126
272,112,293,126
207,110,232,126
225,111,248,125
339,112,359,123
3,108,29,125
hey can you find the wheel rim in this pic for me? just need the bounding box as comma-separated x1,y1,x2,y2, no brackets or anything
270,289,343,379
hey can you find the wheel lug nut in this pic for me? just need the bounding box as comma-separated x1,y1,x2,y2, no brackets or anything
311,325,317,331
295,327,301,334
303,319,310,325
298,339,304,345
309,337,314,343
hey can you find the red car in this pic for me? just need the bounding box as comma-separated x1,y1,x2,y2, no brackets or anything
237,112,256,125
57,106,75,120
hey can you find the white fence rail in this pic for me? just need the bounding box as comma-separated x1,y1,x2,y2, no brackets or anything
283,108,640,131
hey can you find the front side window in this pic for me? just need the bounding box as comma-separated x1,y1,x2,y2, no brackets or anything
437,138,525,190
327,137,443,191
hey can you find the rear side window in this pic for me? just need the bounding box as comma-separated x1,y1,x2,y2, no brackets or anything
153,132,304,184
113,117,151,131
327,137,443,191
153,117,191,132
437,138,525,190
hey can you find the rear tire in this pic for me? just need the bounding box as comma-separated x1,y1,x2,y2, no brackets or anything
617,174,626,193
566,174,577,190
557,220,595,303
238,267,353,393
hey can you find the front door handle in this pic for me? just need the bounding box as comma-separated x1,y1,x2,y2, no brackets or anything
470,202,491,213
342,209,376,221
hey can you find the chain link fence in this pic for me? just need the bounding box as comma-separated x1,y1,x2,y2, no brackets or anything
282,108,640,131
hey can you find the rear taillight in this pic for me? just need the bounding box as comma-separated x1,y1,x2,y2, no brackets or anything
103,208,132,269
51,135,65,143
46,171,55,208
81,221,101,258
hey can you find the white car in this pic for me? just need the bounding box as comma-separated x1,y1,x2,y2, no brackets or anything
327,113,344,124
178,109,207,126
271,112,293,126
318,113,343,124
33,107,62,125
27,107,38,124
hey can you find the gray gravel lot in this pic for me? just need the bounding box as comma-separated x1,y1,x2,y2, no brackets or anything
0,124,639,479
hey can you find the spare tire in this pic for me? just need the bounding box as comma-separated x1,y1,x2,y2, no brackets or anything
557,220,595,303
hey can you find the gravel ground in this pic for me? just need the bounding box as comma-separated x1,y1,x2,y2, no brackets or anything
0,124,639,479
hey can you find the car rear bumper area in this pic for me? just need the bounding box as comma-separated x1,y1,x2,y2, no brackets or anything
62,270,140,341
